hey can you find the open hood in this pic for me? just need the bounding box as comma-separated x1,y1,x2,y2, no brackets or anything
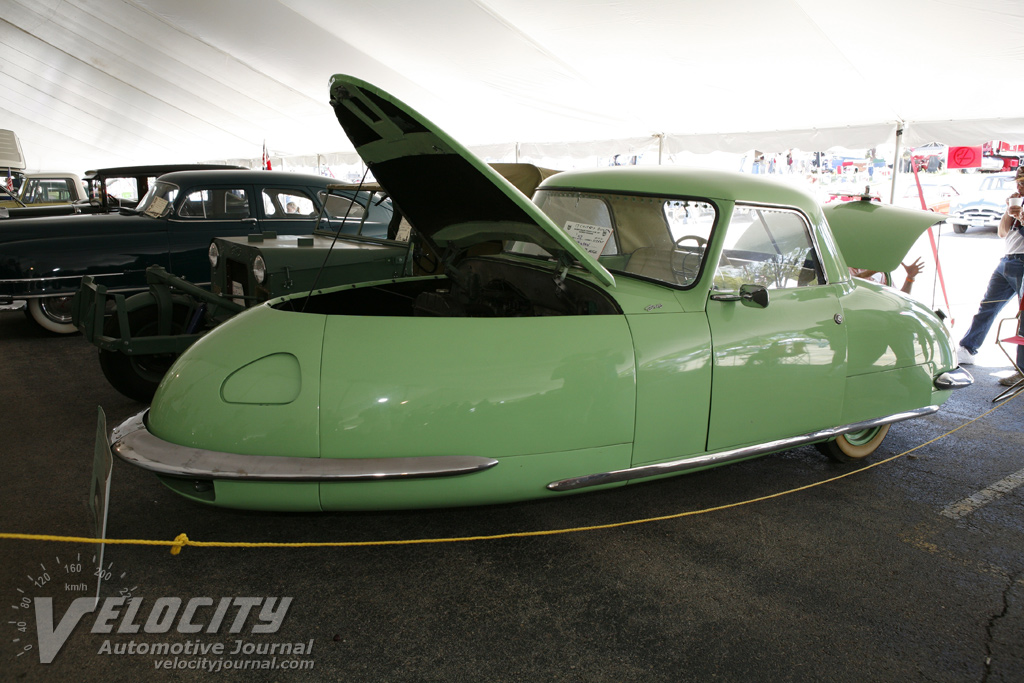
328,75,614,287
824,200,946,274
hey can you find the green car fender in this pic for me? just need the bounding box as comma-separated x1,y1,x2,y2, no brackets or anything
146,291,643,510
148,305,326,459
839,279,956,424
314,310,638,510
316,313,635,460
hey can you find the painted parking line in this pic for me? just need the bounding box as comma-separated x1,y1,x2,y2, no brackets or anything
940,467,1024,520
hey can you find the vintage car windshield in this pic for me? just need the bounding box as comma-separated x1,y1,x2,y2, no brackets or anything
137,181,180,219
510,189,717,288
980,175,1016,192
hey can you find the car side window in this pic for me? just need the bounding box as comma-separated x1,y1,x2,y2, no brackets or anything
318,192,367,220
263,189,316,217
714,205,824,291
178,188,250,219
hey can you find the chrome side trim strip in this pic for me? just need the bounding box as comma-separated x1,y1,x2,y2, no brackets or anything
934,366,973,390
546,406,939,492
111,410,498,481
0,272,123,284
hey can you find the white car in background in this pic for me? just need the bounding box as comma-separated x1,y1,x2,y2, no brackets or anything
948,172,1016,234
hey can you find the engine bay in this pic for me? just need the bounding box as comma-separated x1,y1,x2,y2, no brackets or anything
277,257,621,318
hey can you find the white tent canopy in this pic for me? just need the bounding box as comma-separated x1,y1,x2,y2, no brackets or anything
3,0,1024,172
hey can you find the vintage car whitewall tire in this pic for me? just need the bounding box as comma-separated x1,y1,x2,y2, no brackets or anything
98,303,191,402
816,424,891,463
950,223,968,234
27,296,76,334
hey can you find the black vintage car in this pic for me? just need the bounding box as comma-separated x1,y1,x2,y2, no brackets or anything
0,169,396,332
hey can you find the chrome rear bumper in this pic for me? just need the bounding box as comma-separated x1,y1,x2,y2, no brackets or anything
934,366,973,390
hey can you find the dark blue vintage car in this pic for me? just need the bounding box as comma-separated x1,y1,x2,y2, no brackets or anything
0,169,395,332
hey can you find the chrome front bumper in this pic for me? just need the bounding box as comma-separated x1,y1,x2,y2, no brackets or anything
110,410,499,481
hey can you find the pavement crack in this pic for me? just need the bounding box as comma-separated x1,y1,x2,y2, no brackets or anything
982,569,1021,683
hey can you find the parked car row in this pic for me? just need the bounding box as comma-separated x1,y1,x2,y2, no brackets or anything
1,169,386,332
0,164,243,220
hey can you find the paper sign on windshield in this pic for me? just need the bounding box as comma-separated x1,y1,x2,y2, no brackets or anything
563,221,612,257
144,196,169,218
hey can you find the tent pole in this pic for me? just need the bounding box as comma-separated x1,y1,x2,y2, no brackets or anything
889,124,903,204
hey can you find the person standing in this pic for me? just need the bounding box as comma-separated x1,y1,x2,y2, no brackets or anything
957,166,1024,385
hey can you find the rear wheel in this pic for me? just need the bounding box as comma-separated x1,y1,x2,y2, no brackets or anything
27,296,76,334
98,303,191,402
816,424,890,463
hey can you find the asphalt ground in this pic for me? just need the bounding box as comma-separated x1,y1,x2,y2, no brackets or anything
2,223,1023,682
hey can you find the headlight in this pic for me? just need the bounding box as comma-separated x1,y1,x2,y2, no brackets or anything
208,242,219,269
253,255,267,284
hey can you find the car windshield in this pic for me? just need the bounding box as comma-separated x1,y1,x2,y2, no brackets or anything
980,175,1016,192
510,189,717,288
137,180,180,218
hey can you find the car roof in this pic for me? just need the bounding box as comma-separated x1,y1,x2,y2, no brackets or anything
153,169,353,187
539,166,821,215
81,164,242,179
25,172,82,180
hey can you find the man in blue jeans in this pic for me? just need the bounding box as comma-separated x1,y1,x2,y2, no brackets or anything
958,165,1024,385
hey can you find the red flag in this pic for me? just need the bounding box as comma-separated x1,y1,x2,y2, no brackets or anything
947,146,983,169
262,142,272,171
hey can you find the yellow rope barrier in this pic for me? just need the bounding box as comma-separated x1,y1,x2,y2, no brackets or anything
1,393,1017,555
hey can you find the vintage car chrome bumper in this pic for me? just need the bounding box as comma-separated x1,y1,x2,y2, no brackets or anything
0,272,125,298
110,410,499,481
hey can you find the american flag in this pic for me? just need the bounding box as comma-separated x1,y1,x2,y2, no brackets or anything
262,142,272,171
5,168,12,193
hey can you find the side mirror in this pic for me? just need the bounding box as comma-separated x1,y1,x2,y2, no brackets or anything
739,284,769,308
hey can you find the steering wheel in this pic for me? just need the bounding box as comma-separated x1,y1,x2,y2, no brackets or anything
670,235,707,284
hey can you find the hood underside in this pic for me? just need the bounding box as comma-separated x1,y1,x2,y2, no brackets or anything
327,75,614,287
824,200,946,273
